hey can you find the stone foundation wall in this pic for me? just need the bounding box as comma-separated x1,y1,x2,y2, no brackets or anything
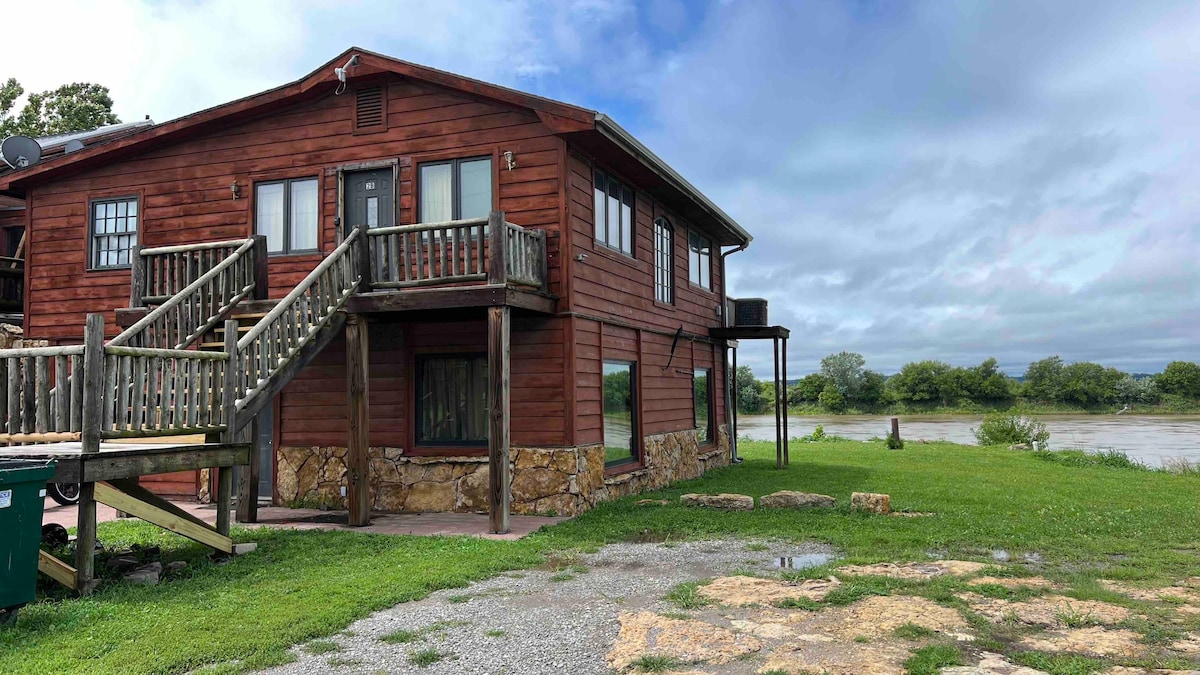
275,424,730,517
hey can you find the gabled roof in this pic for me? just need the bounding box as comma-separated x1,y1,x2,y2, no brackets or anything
0,119,155,184
0,47,749,245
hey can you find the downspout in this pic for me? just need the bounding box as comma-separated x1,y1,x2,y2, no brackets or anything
720,242,749,464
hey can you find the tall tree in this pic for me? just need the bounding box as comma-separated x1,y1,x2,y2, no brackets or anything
1023,356,1065,402
819,351,867,399
1157,361,1200,398
0,79,120,138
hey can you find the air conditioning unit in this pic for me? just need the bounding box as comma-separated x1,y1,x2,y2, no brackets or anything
732,298,768,327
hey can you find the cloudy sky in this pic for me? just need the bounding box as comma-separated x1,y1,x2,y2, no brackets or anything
4,1,1197,377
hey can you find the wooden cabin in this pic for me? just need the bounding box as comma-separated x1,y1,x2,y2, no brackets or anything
0,48,754,520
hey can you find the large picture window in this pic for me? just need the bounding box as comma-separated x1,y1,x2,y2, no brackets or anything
688,230,712,289
693,368,712,444
89,196,138,269
654,217,674,303
593,167,634,256
419,157,492,223
602,360,638,466
416,354,488,445
256,178,319,254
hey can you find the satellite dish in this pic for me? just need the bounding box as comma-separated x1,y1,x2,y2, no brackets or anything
0,136,42,169
64,139,85,154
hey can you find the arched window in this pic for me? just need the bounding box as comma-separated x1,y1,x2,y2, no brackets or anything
653,217,674,303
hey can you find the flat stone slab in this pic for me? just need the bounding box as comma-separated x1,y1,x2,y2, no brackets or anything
944,652,1049,674
969,575,1057,590
837,559,989,579
123,562,163,586
1021,626,1145,658
606,611,762,670
959,592,1131,627
697,575,840,606
679,493,754,511
758,490,836,509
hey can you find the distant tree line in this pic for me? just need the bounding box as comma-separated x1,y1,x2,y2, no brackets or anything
733,352,1200,414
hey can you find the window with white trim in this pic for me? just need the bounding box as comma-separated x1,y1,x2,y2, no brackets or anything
255,178,319,254
89,197,139,270
593,167,634,256
654,217,674,303
418,157,492,223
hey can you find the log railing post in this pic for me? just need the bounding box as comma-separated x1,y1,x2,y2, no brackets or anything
487,211,507,286
130,245,146,308
345,313,370,527
251,234,268,300
487,304,511,534
354,222,371,293
76,313,105,593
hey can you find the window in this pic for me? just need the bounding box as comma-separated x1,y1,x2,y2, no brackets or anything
256,178,319,254
693,368,712,444
688,230,712,289
593,167,634,256
419,157,492,223
602,360,638,466
89,196,139,269
653,217,674,303
416,354,488,445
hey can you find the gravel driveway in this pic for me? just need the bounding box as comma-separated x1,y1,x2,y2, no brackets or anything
261,538,836,675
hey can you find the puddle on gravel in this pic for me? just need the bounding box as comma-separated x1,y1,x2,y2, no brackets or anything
772,553,835,569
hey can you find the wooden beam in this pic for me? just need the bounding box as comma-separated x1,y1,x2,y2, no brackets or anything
345,314,371,527
709,326,791,340
94,481,233,554
773,337,782,470
344,285,555,314
236,412,262,523
215,467,232,536
74,481,96,594
107,478,217,531
487,305,511,534
782,336,789,466
38,551,77,590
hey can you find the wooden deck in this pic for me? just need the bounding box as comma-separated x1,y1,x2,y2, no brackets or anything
0,441,250,483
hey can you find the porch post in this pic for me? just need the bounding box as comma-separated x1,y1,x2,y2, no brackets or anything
782,336,789,466
773,336,782,469
232,320,260,524
76,313,105,593
488,305,511,534
346,313,371,527
731,343,739,461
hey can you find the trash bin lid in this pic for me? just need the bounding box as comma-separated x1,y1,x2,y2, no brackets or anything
0,459,57,485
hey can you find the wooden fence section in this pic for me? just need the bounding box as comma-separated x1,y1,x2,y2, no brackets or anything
99,346,229,439
0,346,85,443
364,216,546,290
135,238,262,306
114,237,264,350
235,227,362,415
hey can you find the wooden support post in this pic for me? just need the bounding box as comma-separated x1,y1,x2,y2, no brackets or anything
354,221,372,292
251,234,269,299
129,245,145,308
487,210,507,285
76,313,104,594
488,304,511,534
731,345,738,461
891,417,901,444
235,410,263,523
782,336,789,466
215,466,233,536
345,313,370,527
773,337,782,469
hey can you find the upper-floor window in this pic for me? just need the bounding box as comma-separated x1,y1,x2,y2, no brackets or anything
593,167,634,256
419,157,492,223
653,217,673,303
688,230,712,289
256,178,319,255
89,196,139,270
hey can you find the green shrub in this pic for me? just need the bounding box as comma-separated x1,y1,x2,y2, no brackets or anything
885,431,904,450
818,385,845,413
802,424,827,442
973,413,1049,447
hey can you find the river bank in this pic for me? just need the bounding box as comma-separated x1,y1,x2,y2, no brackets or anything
735,413,1200,467
782,399,1200,416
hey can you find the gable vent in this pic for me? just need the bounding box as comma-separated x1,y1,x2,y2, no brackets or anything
355,86,384,129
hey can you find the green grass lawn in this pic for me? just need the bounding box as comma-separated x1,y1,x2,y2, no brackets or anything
4,438,1200,674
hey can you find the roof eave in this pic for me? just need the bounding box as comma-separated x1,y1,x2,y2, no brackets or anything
593,113,751,246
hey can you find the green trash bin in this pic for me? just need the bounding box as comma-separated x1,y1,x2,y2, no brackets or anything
0,459,57,625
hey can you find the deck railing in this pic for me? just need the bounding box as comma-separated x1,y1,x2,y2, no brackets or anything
0,345,85,443
114,237,264,350
134,238,262,306
100,345,229,439
234,227,362,416
364,215,546,290
0,256,23,312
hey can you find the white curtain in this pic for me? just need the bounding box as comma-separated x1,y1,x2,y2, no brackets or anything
420,164,453,223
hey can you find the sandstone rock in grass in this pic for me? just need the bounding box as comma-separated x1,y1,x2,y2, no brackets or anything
1100,579,1200,604
824,595,968,639
1020,626,1144,658
850,492,890,514
759,490,836,509
635,499,670,507
837,560,988,580
960,592,1130,627
942,652,1050,674
1106,667,1200,675
124,562,163,586
968,575,1057,590
679,493,754,511
697,575,840,606
606,611,762,670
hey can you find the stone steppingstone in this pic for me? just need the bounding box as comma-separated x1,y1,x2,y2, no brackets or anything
680,493,754,511
697,575,840,606
606,611,762,670
850,492,891,514
759,490,836,509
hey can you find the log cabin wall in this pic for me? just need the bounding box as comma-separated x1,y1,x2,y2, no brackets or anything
23,75,564,342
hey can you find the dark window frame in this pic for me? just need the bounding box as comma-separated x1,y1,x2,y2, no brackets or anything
88,195,140,271
254,176,321,256
417,155,494,223
414,352,489,447
653,217,674,304
688,229,712,290
693,367,714,445
602,359,640,467
593,166,635,257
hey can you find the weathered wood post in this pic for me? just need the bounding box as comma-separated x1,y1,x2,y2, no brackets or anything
129,245,145,309
891,417,901,445
773,336,782,469
487,210,507,286
76,313,106,593
782,336,789,466
731,344,738,461
354,221,372,293
488,304,511,534
345,313,370,527
217,320,241,531
251,234,269,300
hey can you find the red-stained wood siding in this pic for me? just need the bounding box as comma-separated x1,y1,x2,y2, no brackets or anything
24,76,564,342
278,316,566,450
